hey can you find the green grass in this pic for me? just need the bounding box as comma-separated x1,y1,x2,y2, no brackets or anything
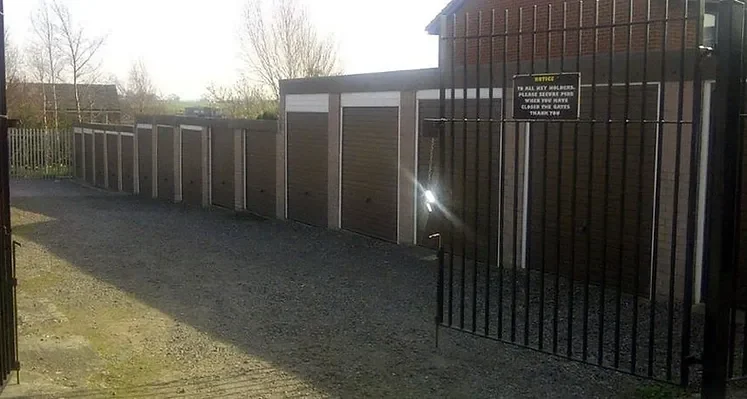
631,384,688,399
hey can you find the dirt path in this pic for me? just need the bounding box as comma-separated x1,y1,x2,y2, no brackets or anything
2,179,670,398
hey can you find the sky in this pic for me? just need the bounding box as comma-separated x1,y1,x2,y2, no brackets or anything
6,0,448,100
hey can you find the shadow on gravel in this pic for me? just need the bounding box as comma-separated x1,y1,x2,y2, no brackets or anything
9,180,658,398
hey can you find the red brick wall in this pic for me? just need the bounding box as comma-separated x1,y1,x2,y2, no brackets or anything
441,0,697,66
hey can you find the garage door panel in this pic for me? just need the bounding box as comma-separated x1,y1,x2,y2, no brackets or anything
157,126,175,202
137,128,153,198
74,134,83,179
94,132,105,187
342,107,398,242
85,134,94,184
122,136,134,193
211,126,235,209
106,134,119,191
182,129,203,206
287,112,328,227
245,128,276,217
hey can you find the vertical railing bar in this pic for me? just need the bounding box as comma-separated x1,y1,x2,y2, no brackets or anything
631,0,652,376
740,4,747,380
461,12,469,331
665,0,690,382
649,0,669,379
554,1,569,356
552,2,573,354
473,10,482,334
498,7,509,341
568,0,584,359
485,9,495,337
511,6,524,343
613,0,634,369
524,4,537,348
583,0,600,363
436,14,447,340
727,4,747,379
449,13,457,328
539,3,552,353
599,0,617,367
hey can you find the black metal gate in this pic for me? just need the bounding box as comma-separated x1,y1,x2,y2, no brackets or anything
430,0,719,390
0,0,20,392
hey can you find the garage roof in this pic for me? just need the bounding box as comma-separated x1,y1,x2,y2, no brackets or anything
425,0,466,35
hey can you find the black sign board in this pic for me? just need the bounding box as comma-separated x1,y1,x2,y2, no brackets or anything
513,73,581,120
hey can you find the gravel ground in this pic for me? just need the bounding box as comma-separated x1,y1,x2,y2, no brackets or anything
1,179,730,398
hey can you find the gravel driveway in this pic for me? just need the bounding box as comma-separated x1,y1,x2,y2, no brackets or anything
2,179,682,398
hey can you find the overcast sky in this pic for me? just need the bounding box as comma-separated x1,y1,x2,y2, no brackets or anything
6,0,447,100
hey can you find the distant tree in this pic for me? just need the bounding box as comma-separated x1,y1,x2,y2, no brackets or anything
30,0,64,130
203,79,275,119
51,0,106,123
118,60,165,121
240,0,341,99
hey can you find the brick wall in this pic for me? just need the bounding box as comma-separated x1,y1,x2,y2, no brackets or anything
440,0,697,67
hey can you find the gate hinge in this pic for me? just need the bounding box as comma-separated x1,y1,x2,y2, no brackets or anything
12,360,20,371
10,277,17,287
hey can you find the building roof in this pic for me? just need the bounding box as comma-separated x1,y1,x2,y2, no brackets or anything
425,0,466,35
24,83,120,111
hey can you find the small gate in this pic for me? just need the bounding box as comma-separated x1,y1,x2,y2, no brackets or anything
430,0,711,389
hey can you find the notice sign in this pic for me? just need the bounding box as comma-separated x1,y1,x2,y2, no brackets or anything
513,73,581,120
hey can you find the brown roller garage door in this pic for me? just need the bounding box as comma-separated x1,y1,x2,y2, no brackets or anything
95,132,105,187
107,133,119,191
417,99,502,257
245,127,276,217
157,126,175,202
122,135,134,193
528,85,657,296
85,133,94,185
287,112,328,227
137,127,153,198
211,126,234,209
341,107,399,241
74,133,83,179
182,128,203,206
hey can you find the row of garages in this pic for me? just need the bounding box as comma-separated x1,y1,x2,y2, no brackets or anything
73,116,278,218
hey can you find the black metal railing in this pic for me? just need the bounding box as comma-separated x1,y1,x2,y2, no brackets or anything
431,0,710,389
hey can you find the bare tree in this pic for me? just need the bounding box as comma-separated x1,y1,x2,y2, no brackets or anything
118,60,164,121
31,0,64,130
51,0,106,122
240,0,341,98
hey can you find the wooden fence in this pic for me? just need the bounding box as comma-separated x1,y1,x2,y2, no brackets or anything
9,128,74,179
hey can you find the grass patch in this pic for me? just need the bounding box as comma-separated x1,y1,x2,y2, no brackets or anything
631,384,688,399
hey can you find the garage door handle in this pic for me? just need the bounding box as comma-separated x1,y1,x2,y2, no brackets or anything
304,191,310,196
189,180,194,184
260,189,265,193
221,181,226,185
365,197,372,203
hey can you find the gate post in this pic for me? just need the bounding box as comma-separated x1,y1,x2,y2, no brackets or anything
702,1,744,396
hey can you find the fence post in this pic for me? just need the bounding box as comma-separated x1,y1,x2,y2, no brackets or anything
702,2,744,397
